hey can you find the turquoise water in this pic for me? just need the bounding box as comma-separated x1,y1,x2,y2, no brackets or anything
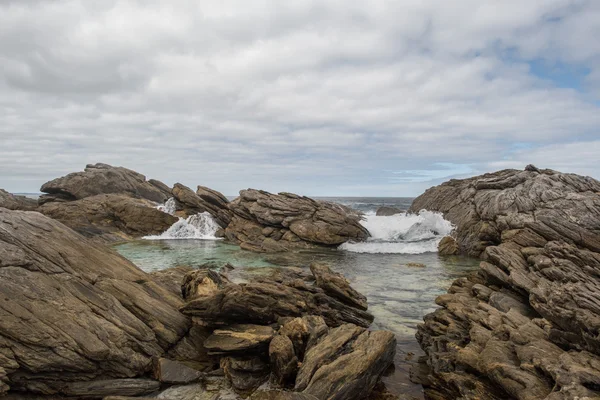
115,238,478,397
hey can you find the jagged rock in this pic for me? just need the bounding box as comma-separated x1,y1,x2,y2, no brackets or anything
295,325,397,400
410,167,600,399
40,163,171,203
180,264,374,328
204,325,275,354
153,358,204,384
0,189,38,211
269,335,298,387
171,183,232,228
250,391,318,400
39,193,178,242
225,189,369,252
150,266,194,298
278,316,328,360
310,262,368,310
0,209,190,396
221,356,270,394
376,206,404,216
437,236,459,256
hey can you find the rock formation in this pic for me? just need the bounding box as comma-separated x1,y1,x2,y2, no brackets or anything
409,167,600,399
0,208,190,397
0,189,38,211
225,189,369,252
178,264,395,398
40,163,171,204
170,183,232,228
376,206,404,216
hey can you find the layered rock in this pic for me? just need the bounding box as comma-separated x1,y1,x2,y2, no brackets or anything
0,208,191,396
180,263,374,328
0,189,38,211
39,193,178,242
171,183,232,228
39,163,171,204
177,265,395,399
410,167,600,399
225,189,369,252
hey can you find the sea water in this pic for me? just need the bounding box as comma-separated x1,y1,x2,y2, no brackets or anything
114,197,479,397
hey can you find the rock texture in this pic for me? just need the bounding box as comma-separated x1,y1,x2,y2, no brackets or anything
0,189,38,211
0,208,191,396
39,194,178,242
225,189,369,252
40,163,171,204
171,183,232,228
180,263,374,328
36,163,179,242
409,167,600,399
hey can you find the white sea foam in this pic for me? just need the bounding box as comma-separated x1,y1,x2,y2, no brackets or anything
144,212,221,240
156,197,177,215
340,210,453,254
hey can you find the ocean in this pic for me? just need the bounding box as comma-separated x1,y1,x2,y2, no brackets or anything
114,197,479,398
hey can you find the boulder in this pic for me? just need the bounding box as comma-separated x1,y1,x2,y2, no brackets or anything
376,206,404,216
0,189,38,211
39,193,178,243
225,189,369,252
437,235,459,256
180,264,374,328
204,325,275,354
410,167,600,399
40,163,171,203
269,335,298,387
0,208,190,396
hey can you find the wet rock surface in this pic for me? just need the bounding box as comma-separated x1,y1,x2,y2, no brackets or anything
170,183,232,228
0,208,191,397
225,189,369,252
376,206,404,216
409,167,600,399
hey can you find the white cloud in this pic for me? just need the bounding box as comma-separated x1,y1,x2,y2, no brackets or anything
0,0,599,196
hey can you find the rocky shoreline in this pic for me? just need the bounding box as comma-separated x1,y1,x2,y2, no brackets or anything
1,163,600,399
409,166,600,400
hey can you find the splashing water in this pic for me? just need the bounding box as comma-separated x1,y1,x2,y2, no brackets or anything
144,212,221,240
340,210,453,254
156,197,177,215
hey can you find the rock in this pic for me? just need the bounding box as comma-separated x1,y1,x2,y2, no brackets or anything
40,163,171,203
250,391,318,400
153,382,224,400
180,266,374,328
405,262,425,268
225,189,369,252
153,358,204,384
0,209,190,395
278,316,328,360
39,193,178,243
204,324,275,354
376,206,404,216
437,236,459,256
296,325,397,400
171,183,232,228
410,167,600,399
0,189,38,211
166,325,214,369
269,335,298,387
48,379,160,397
221,356,270,394
310,262,368,310
150,265,194,298
181,268,231,301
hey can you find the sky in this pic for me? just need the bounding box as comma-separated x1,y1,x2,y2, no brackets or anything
1,0,599,197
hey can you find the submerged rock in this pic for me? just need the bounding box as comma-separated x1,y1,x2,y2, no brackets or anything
376,206,404,216
0,208,190,396
0,189,38,211
410,167,600,399
225,189,369,252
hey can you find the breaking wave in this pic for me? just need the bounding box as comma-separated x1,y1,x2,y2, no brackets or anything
144,212,221,240
340,210,453,254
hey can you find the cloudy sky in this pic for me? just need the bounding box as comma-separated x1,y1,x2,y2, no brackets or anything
1,0,599,196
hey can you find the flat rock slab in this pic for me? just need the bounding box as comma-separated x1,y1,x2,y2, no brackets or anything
204,324,275,354
154,358,204,384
